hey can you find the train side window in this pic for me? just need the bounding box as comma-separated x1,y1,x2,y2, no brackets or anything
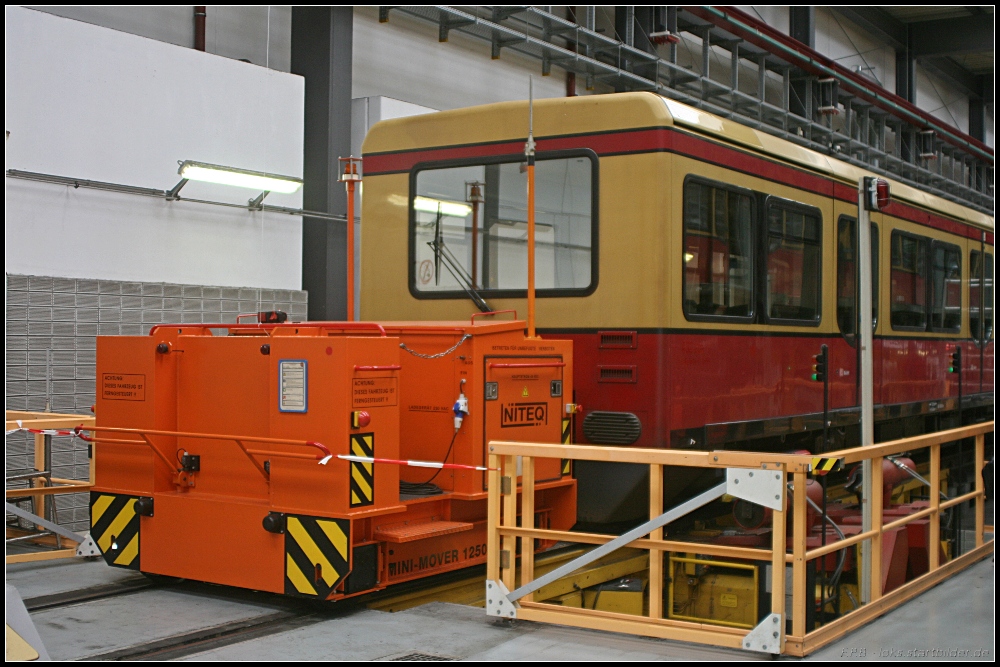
681,178,754,321
836,216,879,341
409,151,597,298
971,250,983,340
929,241,961,332
890,231,929,330
764,198,822,325
972,250,995,341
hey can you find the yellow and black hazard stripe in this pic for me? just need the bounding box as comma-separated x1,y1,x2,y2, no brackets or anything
284,515,350,598
561,418,572,477
811,457,843,475
349,433,375,507
89,492,140,570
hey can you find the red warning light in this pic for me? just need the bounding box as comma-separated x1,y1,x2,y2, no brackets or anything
863,177,891,211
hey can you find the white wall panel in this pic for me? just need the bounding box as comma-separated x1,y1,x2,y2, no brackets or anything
351,7,566,111
815,8,896,93
5,6,304,289
25,5,291,72
915,68,971,136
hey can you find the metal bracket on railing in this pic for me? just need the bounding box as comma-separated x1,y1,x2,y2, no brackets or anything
726,468,785,510
485,580,519,619
743,613,783,654
75,532,101,557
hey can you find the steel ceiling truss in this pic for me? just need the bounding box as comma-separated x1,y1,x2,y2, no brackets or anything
380,6,993,215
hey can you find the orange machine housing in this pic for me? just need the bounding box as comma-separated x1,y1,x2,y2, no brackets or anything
90,318,575,600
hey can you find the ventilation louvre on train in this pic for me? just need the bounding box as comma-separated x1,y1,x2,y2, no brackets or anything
598,365,637,383
598,331,637,349
582,411,642,445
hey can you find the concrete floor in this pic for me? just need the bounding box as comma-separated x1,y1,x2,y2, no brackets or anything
6,552,993,661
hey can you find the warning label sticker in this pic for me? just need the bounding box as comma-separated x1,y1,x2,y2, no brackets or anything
102,374,146,401
353,376,398,408
279,360,308,412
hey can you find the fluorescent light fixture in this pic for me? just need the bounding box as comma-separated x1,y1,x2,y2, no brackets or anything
177,160,302,194
413,196,471,218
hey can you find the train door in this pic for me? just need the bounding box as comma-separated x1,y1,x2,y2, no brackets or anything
483,356,565,489
970,243,995,395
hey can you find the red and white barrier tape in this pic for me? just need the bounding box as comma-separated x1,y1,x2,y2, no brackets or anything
337,454,496,472
5,421,82,437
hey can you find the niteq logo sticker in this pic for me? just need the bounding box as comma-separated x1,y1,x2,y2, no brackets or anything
501,402,547,427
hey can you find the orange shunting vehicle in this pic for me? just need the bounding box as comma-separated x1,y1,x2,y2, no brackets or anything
88,316,575,600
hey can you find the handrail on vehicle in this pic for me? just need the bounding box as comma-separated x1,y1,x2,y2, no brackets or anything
489,362,566,369
74,425,332,481
471,309,518,323
147,321,388,337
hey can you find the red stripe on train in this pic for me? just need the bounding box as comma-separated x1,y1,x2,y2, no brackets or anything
364,127,990,242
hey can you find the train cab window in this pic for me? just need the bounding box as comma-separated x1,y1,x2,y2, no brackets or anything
929,241,961,332
764,199,821,324
970,250,995,341
410,152,596,297
890,231,929,330
682,179,754,320
836,216,879,340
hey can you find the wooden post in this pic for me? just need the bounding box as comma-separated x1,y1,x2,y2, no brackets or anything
521,456,535,602
929,443,940,570
974,434,984,548
792,471,807,637
501,455,518,591
486,452,501,582
649,463,664,619
771,467,787,650
869,456,884,600
32,432,47,530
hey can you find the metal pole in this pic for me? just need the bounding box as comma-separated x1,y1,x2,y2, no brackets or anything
471,198,480,289
820,342,829,624
526,77,538,339
857,179,875,604
346,178,355,321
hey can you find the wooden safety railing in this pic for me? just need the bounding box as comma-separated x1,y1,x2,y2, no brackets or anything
6,410,96,564
792,421,993,656
485,421,993,657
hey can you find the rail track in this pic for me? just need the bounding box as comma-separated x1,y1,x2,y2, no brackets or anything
24,545,648,660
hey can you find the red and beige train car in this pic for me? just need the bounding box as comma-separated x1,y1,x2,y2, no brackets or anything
359,92,993,521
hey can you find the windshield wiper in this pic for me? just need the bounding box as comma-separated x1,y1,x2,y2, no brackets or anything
427,237,491,313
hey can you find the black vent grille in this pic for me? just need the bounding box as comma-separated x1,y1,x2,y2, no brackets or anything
598,365,636,383
582,411,642,445
598,330,637,349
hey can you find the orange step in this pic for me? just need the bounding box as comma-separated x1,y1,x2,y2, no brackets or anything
374,520,474,543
